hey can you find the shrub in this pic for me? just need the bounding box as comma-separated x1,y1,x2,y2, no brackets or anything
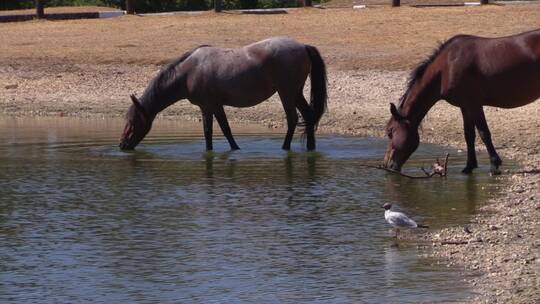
0,0,326,12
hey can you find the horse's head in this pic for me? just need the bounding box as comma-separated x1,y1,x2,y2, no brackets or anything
383,103,419,171
119,95,153,150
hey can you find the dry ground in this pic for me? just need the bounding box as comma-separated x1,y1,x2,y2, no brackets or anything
1,3,539,303
2,4,540,70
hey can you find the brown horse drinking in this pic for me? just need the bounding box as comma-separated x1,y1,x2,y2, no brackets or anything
119,37,327,151
384,29,540,175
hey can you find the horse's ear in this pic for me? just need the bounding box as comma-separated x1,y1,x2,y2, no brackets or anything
130,94,146,113
390,103,404,121
131,94,141,108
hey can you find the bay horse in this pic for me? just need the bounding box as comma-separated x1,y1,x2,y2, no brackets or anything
384,28,540,175
119,37,327,151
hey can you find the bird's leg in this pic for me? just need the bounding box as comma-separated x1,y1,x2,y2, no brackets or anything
395,228,400,239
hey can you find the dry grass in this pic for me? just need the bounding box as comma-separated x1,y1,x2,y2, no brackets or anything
1,4,540,70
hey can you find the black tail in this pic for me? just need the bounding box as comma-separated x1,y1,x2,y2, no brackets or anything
417,224,429,229
305,45,327,129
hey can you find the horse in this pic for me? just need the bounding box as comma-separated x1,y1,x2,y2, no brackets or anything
119,37,327,152
384,28,540,175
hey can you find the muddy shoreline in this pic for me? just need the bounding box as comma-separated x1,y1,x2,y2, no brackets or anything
1,62,539,302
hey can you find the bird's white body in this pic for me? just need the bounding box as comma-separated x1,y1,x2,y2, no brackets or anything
384,209,418,228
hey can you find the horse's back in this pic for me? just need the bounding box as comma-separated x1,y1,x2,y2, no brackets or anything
248,36,305,51
246,36,311,72
477,31,540,107
442,30,540,108
249,37,312,91
185,37,311,107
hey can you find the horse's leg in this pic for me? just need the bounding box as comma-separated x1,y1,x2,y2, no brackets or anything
473,108,502,175
214,105,240,150
295,94,316,151
460,107,478,174
201,109,213,151
278,93,299,151
281,105,298,151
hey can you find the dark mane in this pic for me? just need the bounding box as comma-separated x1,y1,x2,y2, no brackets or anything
398,35,470,108
156,44,211,85
140,45,211,109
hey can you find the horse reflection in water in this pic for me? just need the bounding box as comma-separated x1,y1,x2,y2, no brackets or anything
202,152,320,181
120,37,327,152
384,29,540,175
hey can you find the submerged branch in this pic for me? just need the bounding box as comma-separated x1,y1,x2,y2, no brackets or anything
371,153,451,179
376,166,436,179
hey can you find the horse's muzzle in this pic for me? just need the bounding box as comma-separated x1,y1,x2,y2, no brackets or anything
119,141,134,150
383,149,402,171
388,161,402,172
383,148,395,168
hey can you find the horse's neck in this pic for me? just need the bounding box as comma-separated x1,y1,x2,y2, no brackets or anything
401,74,441,126
141,94,181,117
140,77,187,117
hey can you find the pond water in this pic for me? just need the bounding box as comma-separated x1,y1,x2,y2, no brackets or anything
0,117,505,303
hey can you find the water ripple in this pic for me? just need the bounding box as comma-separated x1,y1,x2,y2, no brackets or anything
0,118,506,304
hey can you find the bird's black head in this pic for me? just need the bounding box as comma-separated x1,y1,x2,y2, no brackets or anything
382,203,392,210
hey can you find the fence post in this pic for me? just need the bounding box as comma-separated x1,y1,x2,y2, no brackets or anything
36,0,45,18
392,0,400,7
215,0,222,12
126,0,135,14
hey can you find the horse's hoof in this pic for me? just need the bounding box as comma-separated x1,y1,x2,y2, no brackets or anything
490,168,502,176
461,167,474,174
462,162,478,174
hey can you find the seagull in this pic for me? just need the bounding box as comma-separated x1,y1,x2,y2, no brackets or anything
382,203,428,238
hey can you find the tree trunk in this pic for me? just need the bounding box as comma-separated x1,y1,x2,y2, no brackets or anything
392,0,400,7
126,0,135,14
36,0,45,18
215,0,222,12
480,0,489,4
304,0,313,6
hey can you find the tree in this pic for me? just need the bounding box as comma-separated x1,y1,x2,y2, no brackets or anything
36,0,45,18
215,0,222,12
126,0,135,14
392,0,400,7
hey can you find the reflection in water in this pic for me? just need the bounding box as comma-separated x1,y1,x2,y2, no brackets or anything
0,117,506,303
380,166,494,227
205,152,215,178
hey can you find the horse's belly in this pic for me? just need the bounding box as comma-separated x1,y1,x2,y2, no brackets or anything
486,72,540,108
217,72,277,106
486,62,540,108
487,91,540,108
